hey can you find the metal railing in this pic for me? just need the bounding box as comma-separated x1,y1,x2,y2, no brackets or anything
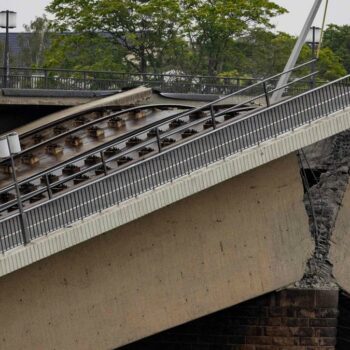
0,65,320,95
0,60,317,207
1,61,345,253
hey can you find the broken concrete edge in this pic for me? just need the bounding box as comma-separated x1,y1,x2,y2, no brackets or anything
1,106,350,278
14,86,152,136
2,88,118,98
328,164,350,294
295,131,350,291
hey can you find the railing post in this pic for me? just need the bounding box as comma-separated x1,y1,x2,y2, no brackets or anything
100,151,108,175
161,74,165,91
9,153,30,244
156,127,162,153
263,82,271,106
45,174,53,200
84,71,87,90
44,70,48,89
210,105,216,129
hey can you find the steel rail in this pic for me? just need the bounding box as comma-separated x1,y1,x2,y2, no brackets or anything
12,104,193,157
28,73,350,206
21,74,350,215
0,105,194,194
9,59,316,145
0,75,349,251
14,66,315,159
0,104,254,212
1,60,314,169
0,61,317,207
6,60,317,145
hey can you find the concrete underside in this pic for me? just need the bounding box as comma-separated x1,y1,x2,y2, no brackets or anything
330,179,350,291
0,154,312,350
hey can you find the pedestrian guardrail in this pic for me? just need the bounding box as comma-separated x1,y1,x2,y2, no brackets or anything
1,60,342,253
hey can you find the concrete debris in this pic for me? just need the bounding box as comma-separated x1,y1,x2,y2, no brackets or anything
297,130,350,289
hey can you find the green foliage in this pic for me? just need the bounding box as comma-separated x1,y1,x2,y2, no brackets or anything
17,15,51,67
46,0,286,74
43,33,127,72
181,0,287,75
217,29,346,82
317,47,347,81
13,1,342,83
47,0,183,73
323,24,350,73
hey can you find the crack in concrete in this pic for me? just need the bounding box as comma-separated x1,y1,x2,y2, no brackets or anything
296,131,350,289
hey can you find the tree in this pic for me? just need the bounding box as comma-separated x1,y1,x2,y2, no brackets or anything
47,0,183,73
323,24,350,73
180,0,287,75
218,29,346,82
43,33,128,72
217,30,309,79
17,15,51,67
317,47,347,81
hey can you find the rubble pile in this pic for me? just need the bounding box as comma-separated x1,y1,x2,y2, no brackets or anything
296,131,350,289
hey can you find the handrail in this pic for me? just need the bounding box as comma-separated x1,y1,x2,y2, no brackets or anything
0,104,194,198
2,66,262,82
17,74,350,216
12,61,316,158
0,60,317,205
0,61,319,94
26,73,350,208
1,60,315,158
0,73,349,252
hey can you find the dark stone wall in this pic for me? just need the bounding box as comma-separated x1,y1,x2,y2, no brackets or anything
336,292,350,349
120,289,339,350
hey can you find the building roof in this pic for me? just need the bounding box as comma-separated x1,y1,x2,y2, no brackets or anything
0,32,32,57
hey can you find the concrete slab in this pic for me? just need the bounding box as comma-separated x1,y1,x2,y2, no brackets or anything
13,86,152,136
0,153,312,350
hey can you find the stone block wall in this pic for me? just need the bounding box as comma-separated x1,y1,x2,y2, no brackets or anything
120,289,339,350
336,292,350,349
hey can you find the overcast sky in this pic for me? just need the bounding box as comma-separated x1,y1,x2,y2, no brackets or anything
272,0,349,34
0,0,349,35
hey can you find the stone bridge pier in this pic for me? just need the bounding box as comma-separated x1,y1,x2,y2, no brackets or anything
122,289,339,350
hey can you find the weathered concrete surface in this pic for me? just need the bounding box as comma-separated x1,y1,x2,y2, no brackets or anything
0,154,312,350
13,86,152,135
299,131,350,290
330,173,350,292
0,95,104,107
0,88,149,107
148,92,265,107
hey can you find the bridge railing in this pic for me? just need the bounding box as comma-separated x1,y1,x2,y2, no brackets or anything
0,60,317,210
0,66,319,95
0,71,349,253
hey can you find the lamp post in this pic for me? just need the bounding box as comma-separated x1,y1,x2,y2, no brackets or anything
0,132,29,244
0,10,17,88
306,26,321,88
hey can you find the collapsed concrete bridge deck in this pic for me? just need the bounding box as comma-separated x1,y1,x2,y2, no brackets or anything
1,75,350,349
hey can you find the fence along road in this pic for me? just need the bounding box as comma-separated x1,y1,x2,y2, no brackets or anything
1,65,321,96
0,62,347,252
